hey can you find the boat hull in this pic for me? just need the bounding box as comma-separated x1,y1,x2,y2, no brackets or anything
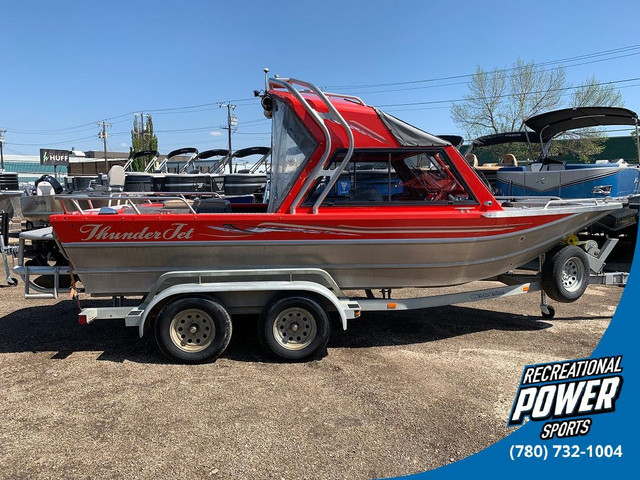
496,165,640,198
21,195,113,224
0,191,22,219
21,195,64,223
52,206,614,295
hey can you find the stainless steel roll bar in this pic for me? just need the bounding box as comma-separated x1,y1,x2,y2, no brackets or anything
269,78,356,214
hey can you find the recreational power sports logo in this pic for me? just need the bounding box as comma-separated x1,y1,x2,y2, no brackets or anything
508,355,623,440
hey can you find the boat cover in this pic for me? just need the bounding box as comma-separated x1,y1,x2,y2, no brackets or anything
375,109,450,147
525,107,639,143
233,146,270,158
470,131,537,148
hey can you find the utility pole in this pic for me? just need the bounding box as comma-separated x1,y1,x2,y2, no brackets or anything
220,103,237,173
134,112,151,147
97,121,112,173
135,111,147,138
0,130,5,171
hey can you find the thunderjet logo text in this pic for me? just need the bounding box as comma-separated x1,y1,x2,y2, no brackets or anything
79,223,195,241
508,355,623,440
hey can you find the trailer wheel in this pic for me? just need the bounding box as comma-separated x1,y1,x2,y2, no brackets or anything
155,297,232,364
541,305,555,319
541,245,590,303
258,294,330,361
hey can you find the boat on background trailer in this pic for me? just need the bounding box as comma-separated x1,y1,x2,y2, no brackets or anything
124,148,221,194
224,147,270,200
16,78,625,363
494,107,640,235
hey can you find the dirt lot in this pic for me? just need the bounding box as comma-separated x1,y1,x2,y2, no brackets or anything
0,231,631,479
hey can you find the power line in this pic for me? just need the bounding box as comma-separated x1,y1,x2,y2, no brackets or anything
336,51,640,97
325,44,640,90
3,98,256,136
7,80,638,146
5,135,98,147
9,44,639,136
4,44,640,146
375,77,640,108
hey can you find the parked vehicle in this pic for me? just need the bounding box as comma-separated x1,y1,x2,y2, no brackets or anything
14,78,626,363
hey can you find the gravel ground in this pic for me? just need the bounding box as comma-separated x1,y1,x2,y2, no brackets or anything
0,227,632,479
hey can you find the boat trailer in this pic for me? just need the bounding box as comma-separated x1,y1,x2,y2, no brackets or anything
13,228,628,363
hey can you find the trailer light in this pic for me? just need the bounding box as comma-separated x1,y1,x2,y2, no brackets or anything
78,314,88,325
387,303,397,309
355,310,361,317
523,286,530,292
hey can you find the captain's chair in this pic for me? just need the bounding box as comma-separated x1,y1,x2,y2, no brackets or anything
107,165,126,192
36,182,55,196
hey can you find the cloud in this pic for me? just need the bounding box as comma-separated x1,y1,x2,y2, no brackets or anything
120,142,128,147
209,131,223,137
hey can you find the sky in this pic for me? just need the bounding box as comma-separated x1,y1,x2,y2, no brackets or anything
1,0,640,158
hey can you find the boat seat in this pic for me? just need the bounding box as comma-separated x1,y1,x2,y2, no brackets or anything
36,182,55,196
465,153,479,167
538,158,566,171
502,154,518,166
163,199,194,209
192,197,232,213
530,163,543,172
107,165,126,192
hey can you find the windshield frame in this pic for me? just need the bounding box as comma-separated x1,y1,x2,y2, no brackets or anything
267,97,319,213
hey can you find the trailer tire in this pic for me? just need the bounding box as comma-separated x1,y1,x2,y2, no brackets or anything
258,294,330,361
155,297,232,364
541,245,590,303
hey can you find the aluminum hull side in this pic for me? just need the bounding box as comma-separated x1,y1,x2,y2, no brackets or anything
0,191,23,219
21,195,114,223
60,209,610,295
21,196,64,223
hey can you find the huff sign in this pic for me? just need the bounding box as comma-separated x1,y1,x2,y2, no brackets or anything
40,149,70,166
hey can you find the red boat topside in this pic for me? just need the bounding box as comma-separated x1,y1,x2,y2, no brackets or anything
50,209,572,246
261,78,500,216
51,77,537,246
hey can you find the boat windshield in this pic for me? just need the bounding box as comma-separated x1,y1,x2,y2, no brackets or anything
303,149,475,205
268,98,318,212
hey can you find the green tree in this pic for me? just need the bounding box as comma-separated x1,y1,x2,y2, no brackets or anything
129,115,159,171
451,59,565,138
452,61,624,163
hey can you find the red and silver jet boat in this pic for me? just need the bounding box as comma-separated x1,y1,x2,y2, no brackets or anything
48,78,620,296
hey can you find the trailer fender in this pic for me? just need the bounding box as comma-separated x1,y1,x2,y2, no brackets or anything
138,280,350,337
